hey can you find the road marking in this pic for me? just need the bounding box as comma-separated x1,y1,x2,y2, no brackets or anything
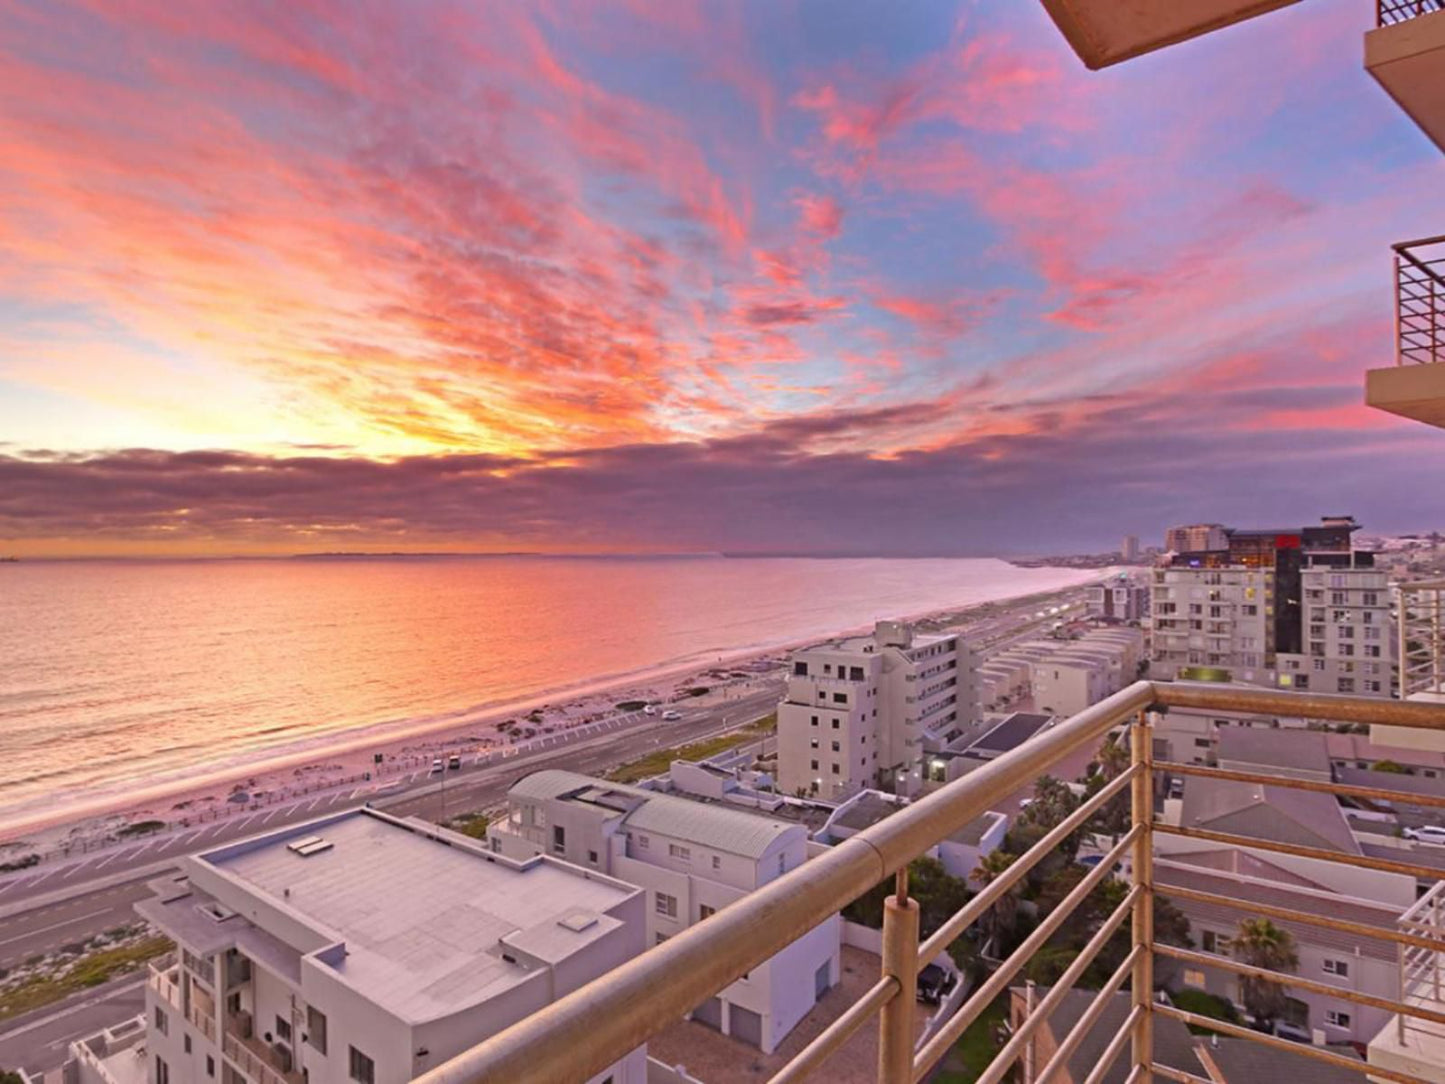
0,977,146,1041
259,809,283,826
91,851,127,872
0,907,113,949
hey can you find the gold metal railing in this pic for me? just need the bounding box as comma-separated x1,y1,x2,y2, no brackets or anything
412,681,1445,1084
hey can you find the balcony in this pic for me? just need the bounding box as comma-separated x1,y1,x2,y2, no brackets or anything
1367,238,1445,427
1039,0,1302,69
413,680,1445,1084
146,957,181,1011
223,1019,303,1084
1400,581,1445,700
1367,2,1445,152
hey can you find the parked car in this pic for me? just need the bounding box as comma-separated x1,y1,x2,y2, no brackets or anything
643,704,656,716
1404,825,1445,845
448,754,462,771
916,964,958,1004
661,710,682,721
430,758,444,774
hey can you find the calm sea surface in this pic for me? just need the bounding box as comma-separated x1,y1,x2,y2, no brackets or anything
0,556,1096,824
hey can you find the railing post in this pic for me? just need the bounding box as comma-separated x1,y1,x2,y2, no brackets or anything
1395,251,1405,365
1130,712,1155,1084
879,868,920,1084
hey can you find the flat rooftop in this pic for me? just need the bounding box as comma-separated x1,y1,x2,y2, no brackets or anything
198,810,635,1022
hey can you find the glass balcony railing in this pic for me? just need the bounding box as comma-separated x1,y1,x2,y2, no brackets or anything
409,680,1445,1084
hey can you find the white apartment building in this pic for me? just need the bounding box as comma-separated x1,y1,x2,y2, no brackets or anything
486,769,840,1054
982,627,1143,719
138,808,647,1084
776,620,980,800
1277,565,1393,697
1151,565,1273,685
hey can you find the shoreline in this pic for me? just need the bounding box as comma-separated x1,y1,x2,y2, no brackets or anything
0,571,1106,850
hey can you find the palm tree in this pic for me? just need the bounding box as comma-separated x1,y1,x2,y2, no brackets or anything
1232,918,1299,1032
971,849,1021,957
1096,736,1130,781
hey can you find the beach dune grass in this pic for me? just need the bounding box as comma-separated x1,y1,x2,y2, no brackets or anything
0,936,172,1022
606,714,776,785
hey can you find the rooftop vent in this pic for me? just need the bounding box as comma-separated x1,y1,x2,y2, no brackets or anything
557,909,599,933
286,835,334,857
198,901,237,923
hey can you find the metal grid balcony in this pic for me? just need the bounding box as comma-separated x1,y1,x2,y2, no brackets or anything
412,681,1445,1084
1395,237,1445,367
1379,0,1445,27
1400,581,1445,698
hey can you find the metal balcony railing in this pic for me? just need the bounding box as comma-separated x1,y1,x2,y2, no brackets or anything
1394,237,1445,366
1379,0,1444,27
412,681,1445,1084
1400,580,1445,698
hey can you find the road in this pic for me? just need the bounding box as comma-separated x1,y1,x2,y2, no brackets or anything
0,975,145,1076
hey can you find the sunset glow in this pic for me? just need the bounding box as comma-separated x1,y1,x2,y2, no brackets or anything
0,0,1440,555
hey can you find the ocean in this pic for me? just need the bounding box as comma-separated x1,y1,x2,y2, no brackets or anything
0,556,1097,828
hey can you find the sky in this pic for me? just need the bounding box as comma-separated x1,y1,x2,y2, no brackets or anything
0,0,1441,558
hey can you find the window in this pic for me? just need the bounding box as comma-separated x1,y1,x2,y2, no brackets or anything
1313,658,1326,671
656,892,678,918
184,1036,192,1055
850,666,864,681
810,715,818,726
656,933,669,945
1326,1010,1351,1028
637,834,649,849
1338,677,1356,693
1323,959,1350,977
276,1015,292,1043
349,1047,375,1084
1182,969,1206,989
155,1007,168,1036
831,719,840,730
831,741,840,752
832,693,847,704
588,849,598,864
1194,738,1211,749
1201,931,1231,955
794,662,808,676
307,1006,328,1054
810,759,819,770
699,904,716,920
810,738,819,749
1296,675,1310,690
823,663,832,674
712,855,721,870
831,764,840,774
552,825,565,854
206,1056,215,1078
155,1057,170,1084
669,843,691,861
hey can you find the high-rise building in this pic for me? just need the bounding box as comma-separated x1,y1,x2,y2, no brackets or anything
1121,535,1139,562
1163,523,1229,554
1150,516,1393,696
777,621,980,800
